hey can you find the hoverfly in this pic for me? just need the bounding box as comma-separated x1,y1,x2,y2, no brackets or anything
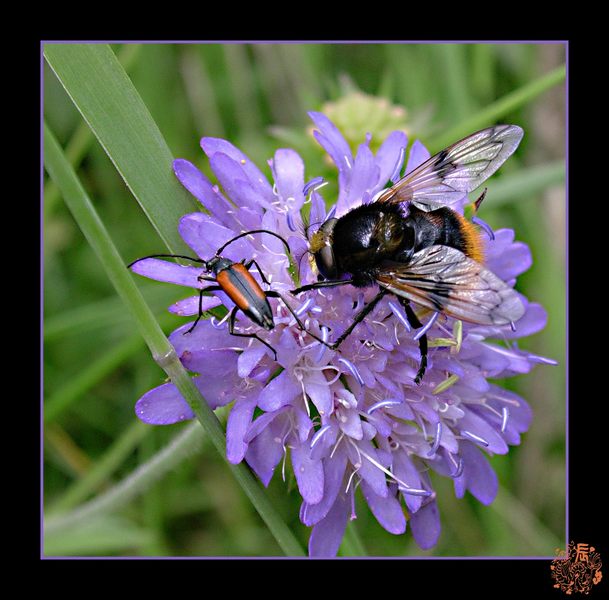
291,125,526,383
129,229,328,360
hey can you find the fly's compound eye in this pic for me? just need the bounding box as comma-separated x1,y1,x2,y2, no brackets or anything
313,218,338,279
315,244,337,279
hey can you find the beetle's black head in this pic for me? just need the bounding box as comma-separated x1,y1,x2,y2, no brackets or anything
206,255,232,276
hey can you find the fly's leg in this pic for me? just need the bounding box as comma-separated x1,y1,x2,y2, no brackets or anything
264,290,333,349
398,297,428,385
290,278,354,295
330,289,389,350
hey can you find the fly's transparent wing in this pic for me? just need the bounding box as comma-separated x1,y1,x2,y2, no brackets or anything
376,245,525,325
376,125,524,211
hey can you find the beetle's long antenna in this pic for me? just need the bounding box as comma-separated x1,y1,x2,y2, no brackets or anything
215,229,291,257
127,254,207,269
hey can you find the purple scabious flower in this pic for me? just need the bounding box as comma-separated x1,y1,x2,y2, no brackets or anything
131,111,554,556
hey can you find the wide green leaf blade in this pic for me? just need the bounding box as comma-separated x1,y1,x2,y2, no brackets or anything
43,43,198,254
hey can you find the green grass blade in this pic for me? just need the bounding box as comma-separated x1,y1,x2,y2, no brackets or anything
48,420,150,513
43,43,198,254
44,284,176,342
427,64,566,152
44,334,144,423
43,43,143,220
340,521,368,556
430,45,474,121
45,515,156,556
480,161,565,206
45,423,205,535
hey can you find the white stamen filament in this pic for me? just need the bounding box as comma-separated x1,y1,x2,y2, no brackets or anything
310,425,331,449
330,432,345,459
349,439,411,491
345,466,360,494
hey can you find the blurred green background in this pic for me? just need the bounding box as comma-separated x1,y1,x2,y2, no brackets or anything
43,42,566,557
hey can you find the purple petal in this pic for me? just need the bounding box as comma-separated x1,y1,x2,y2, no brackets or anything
226,393,258,464
486,239,532,281
303,369,333,417
308,111,353,175
271,148,306,211
341,142,378,214
245,425,284,486
477,343,536,376
135,382,195,425
130,258,203,288
375,130,408,190
392,451,424,513
201,137,274,202
175,337,240,376
309,112,352,207
193,370,242,410
231,179,275,214
172,159,237,228
360,481,406,534
257,371,301,412
291,442,324,505
348,441,388,498
301,445,348,526
209,153,265,213
244,406,290,443
294,407,314,443
453,441,498,505
237,345,267,378
459,409,508,455
169,319,245,356
310,422,339,461
168,295,222,316
405,139,430,174
308,190,327,233
308,492,349,558
485,385,532,445
337,407,364,440
178,213,254,264
469,302,548,339
410,500,441,550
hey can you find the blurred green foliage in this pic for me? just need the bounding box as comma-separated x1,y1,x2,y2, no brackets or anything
43,42,566,557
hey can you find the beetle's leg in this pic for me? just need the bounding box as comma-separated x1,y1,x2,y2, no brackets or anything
184,282,222,335
244,259,271,286
227,306,278,361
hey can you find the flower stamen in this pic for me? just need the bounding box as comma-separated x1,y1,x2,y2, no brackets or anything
338,357,365,386
427,421,443,457
414,311,439,340
367,399,402,414
388,301,411,332
501,406,509,433
461,429,489,447
472,215,495,240
310,425,332,450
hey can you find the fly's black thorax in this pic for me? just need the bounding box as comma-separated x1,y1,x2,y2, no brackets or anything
331,203,412,286
406,205,468,254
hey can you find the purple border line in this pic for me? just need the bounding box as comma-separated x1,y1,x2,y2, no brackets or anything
41,42,46,560
564,40,569,549
40,39,570,45
41,40,568,560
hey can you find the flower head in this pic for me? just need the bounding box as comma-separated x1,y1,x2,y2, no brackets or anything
130,111,554,556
